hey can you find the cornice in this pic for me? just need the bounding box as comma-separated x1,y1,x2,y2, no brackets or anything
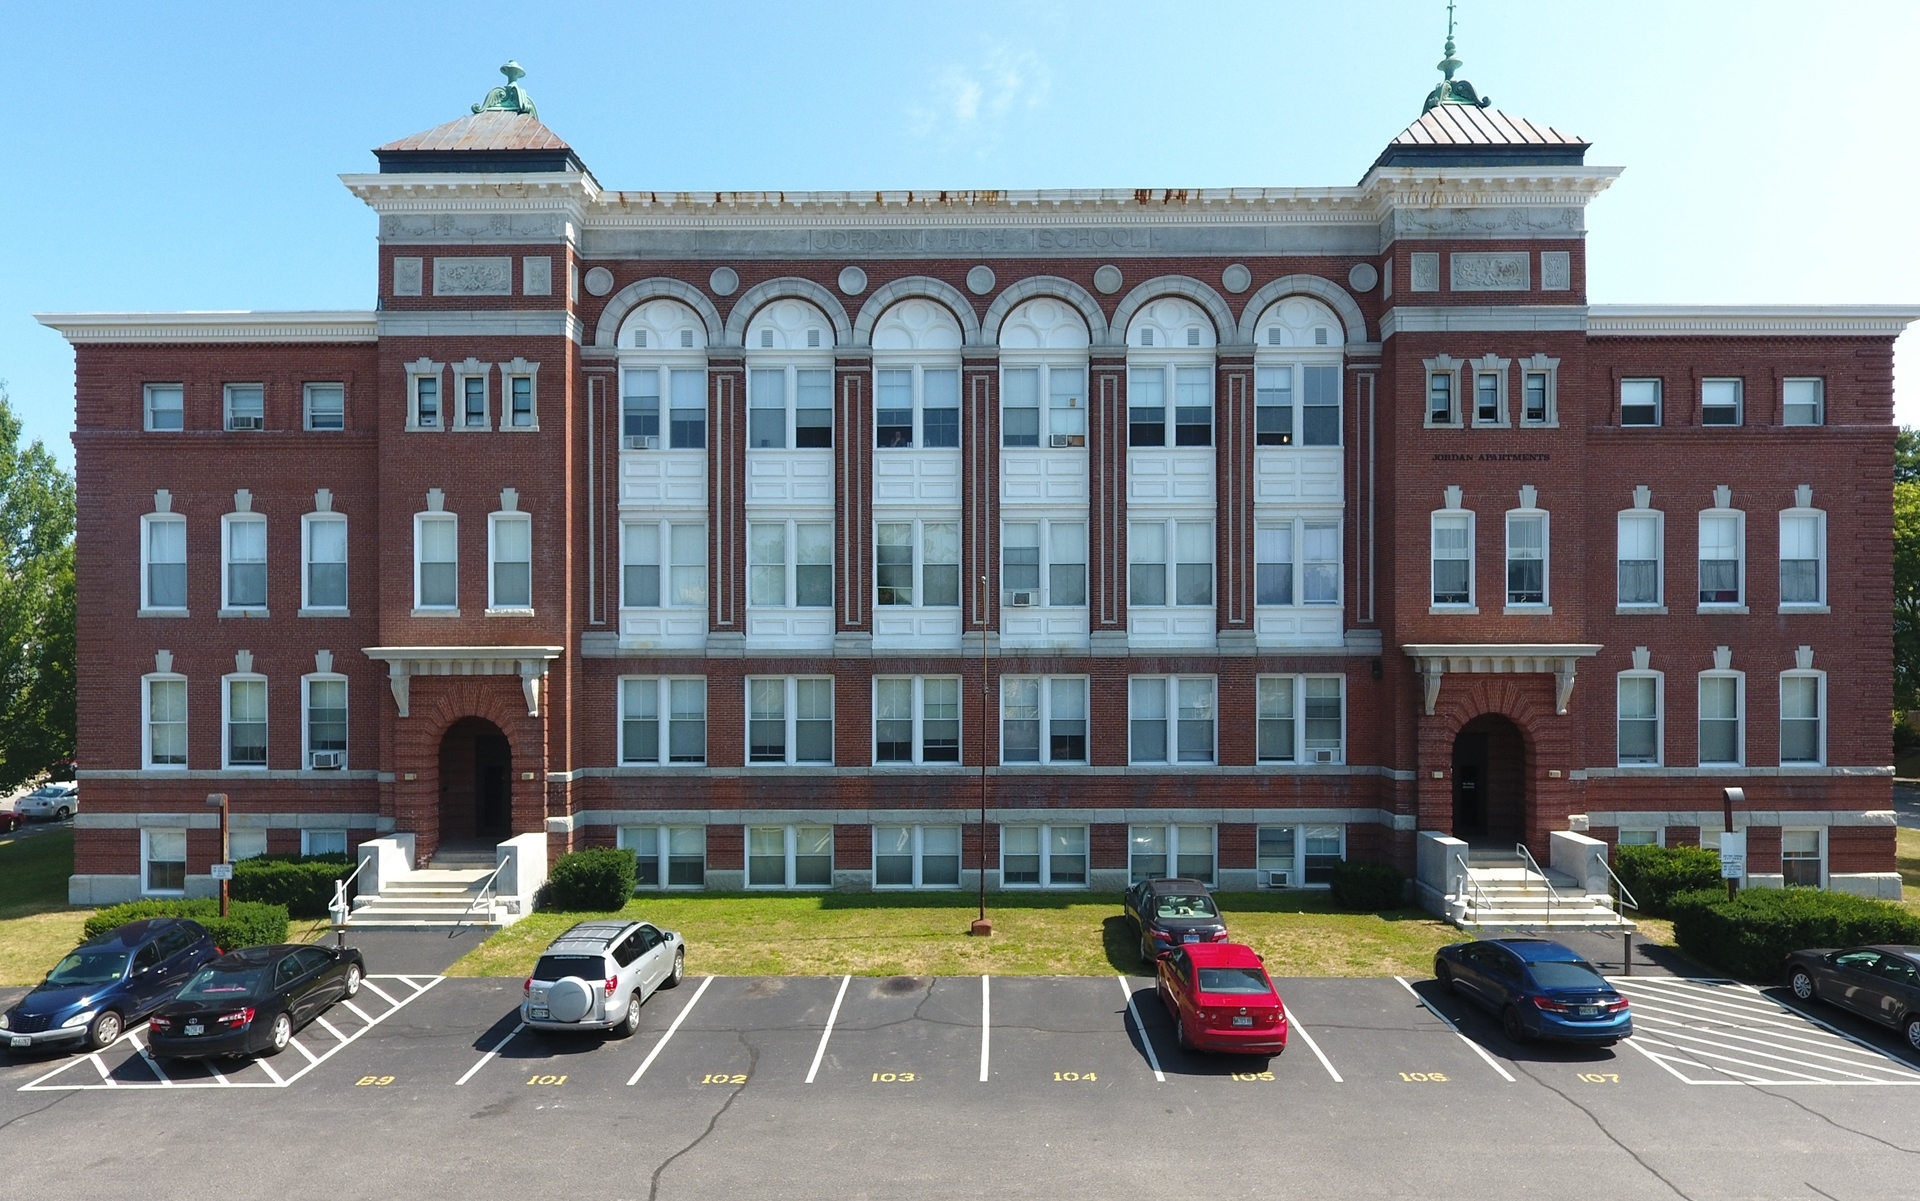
35,311,376,344
339,171,597,214
1587,305,1920,337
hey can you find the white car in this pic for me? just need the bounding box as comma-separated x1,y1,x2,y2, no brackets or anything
521,920,685,1038
16,783,78,821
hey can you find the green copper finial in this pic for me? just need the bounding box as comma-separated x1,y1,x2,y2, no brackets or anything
472,61,538,118
1422,1,1491,112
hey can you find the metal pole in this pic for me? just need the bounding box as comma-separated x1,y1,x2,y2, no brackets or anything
971,573,991,937
207,792,230,918
1723,786,1743,903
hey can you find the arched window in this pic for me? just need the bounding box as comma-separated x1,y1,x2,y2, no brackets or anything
872,299,963,450
1253,296,1343,447
997,298,1089,449
745,300,835,450
618,300,708,450
1126,297,1217,448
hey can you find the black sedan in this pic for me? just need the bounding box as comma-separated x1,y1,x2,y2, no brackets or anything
1785,945,1920,1051
147,944,365,1059
1123,878,1229,964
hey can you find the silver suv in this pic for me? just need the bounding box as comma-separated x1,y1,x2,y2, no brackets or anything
521,920,685,1037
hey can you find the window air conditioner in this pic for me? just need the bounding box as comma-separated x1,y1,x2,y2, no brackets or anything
1008,591,1035,607
1312,748,1337,764
1258,869,1290,889
624,434,659,450
310,751,343,770
1048,434,1085,448
228,416,263,431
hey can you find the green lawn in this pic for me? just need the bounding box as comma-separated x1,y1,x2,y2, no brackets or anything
1900,826,1920,909
0,828,92,986
447,890,1468,980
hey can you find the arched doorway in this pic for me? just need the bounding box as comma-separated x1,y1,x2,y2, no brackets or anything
1451,714,1526,846
439,718,513,850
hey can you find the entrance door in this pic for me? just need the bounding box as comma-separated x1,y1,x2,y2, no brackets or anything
438,717,514,849
1452,733,1488,839
1452,715,1526,846
475,733,512,842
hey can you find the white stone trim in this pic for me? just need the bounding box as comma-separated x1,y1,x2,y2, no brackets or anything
361,645,563,719
1381,305,1588,336
1586,305,1920,337
377,310,583,342
36,311,376,343
1403,643,1602,717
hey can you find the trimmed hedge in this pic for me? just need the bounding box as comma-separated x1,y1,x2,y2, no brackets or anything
1328,860,1407,911
230,853,355,919
1668,887,1920,981
544,848,637,912
81,899,290,950
1613,843,1723,916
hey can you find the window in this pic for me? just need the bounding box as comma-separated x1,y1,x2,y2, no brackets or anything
456,367,489,431
304,676,346,769
1129,825,1216,884
1129,676,1216,764
1781,830,1822,887
1000,825,1087,888
415,514,457,610
1002,365,1087,448
748,366,832,449
302,830,348,857
229,830,268,861
1128,365,1213,447
143,515,187,611
875,521,960,608
1780,672,1824,766
748,521,832,608
1521,364,1554,425
145,675,187,768
1129,519,1212,608
143,829,187,895
1701,378,1742,427
413,374,441,429
1302,826,1344,885
145,384,184,432
225,676,267,769
303,515,348,610
747,677,834,765
1780,509,1825,607
620,677,707,765
1426,363,1459,426
620,826,707,888
1617,829,1662,847
1617,673,1662,766
223,515,267,611
1620,379,1661,427
622,521,707,609
1473,368,1505,426
1506,510,1547,607
505,371,537,430
1255,824,1344,887
1431,512,1473,607
1255,366,1293,446
1257,676,1344,764
623,367,707,449
1001,520,1087,607
1257,827,1296,885
224,384,264,431
304,383,344,431
747,825,833,888
1616,512,1662,607
1782,378,1825,427
1698,510,1744,606
874,825,962,888
874,677,961,764
874,367,960,449
1698,673,1743,767
489,513,532,611
1000,676,1088,765
1255,519,1340,606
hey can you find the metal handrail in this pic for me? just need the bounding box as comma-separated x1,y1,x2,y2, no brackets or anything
1513,842,1562,928
1598,855,1641,918
329,856,372,948
450,862,507,939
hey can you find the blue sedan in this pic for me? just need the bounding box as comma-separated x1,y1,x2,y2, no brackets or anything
1433,938,1632,1045
1,918,220,1053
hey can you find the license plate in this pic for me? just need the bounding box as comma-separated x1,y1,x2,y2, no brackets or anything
9,1035,28,1048
1182,933,1200,944
1577,1006,1599,1018
1231,1015,1253,1028
530,1008,549,1020
184,1023,204,1036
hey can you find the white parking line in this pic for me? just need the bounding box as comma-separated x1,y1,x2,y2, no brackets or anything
805,975,851,1084
340,1000,374,1024
456,1021,524,1087
254,1055,286,1086
1116,975,1164,1083
89,1053,114,1085
314,1016,348,1044
627,975,714,1086
1393,976,1515,1083
288,1038,322,1066
979,975,990,1083
358,979,399,1007
1281,1003,1342,1083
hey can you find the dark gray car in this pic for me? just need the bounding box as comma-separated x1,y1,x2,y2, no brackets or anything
1123,878,1228,964
1785,945,1920,1051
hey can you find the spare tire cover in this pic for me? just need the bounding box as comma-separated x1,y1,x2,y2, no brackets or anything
547,976,594,1023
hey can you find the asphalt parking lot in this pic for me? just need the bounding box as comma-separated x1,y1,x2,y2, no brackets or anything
6,957,1920,1201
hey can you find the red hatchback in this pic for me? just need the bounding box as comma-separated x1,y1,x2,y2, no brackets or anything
1156,942,1288,1056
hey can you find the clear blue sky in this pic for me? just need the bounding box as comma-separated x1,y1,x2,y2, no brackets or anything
5,0,1916,469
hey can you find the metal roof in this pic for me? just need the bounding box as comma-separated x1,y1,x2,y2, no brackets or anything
377,110,571,154
1391,104,1585,149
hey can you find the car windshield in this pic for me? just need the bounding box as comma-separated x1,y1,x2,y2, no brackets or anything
177,966,265,1001
1530,961,1606,990
1154,894,1219,920
1196,967,1272,995
45,950,129,986
28,787,60,799
534,954,608,982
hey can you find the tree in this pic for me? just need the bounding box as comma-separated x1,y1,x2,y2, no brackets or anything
0,385,75,788
1899,427,1920,486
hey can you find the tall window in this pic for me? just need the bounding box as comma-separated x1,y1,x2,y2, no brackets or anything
875,521,960,608
225,676,268,769
459,373,489,430
1257,675,1345,764
144,829,187,895
1616,511,1662,607
1255,363,1340,447
1698,510,1744,606
145,384,184,432
1474,370,1503,425
1128,365,1213,447
1782,378,1825,427
1128,519,1212,608
748,366,832,449
489,513,532,611
1700,378,1743,427
873,677,960,764
1129,676,1216,765
304,515,347,610
1001,825,1087,888
304,383,345,431
620,826,707,888
874,826,961,888
1431,511,1474,607
747,677,834,765
506,374,536,429
223,515,267,611
1255,519,1340,607
1002,365,1087,448
143,514,187,610
305,676,347,770
415,514,458,610
145,674,187,768
623,366,707,449
622,521,707,609
747,825,833,888
1427,366,1459,425
1129,825,1216,884
875,367,960,449
1506,510,1547,607
1000,677,1088,765
1620,379,1661,427
1002,520,1087,608
1781,830,1823,887
1780,672,1824,766
1698,673,1742,767
1522,369,1551,425
749,521,832,608
1779,509,1825,607
413,374,440,428
1617,673,1662,766
224,384,264,431
620,677,707,765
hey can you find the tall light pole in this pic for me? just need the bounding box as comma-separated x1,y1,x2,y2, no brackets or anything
971,572,992,936
206,792,230,917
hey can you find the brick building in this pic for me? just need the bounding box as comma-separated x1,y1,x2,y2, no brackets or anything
41,56,1913,905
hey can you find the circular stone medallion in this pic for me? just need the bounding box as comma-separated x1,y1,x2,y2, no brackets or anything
583,266,615,297
709,266,739,296
838,265,868,296
1347,262,1380,293
966,264,996,295
1221,263,1252,294
1092,264,1124,295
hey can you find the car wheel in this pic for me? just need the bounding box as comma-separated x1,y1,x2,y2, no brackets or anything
1435,961,1455,992
54,808,70,821
1175,1017,1194,1051
665,948,685,988
610,994,641,1039
1502,1005,1533,1044
343,964,363,999
1904,1016,1920,1055
1790,969,1816,1002
264,1012,292,1056
1140,935,1156,966
86,1010,124,1051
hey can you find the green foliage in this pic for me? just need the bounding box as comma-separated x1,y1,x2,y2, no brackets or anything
1612,843,1724,916
1896,473,1920,712
81,899,290,949
1897,427,1920,485
1668,887,1920,981
0,387,76,789
1327,860,1407,911
543,848,638,912
230,854,355,918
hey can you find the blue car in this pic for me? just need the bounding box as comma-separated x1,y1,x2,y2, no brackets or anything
1,918,220,1053
1433,938,1633,1045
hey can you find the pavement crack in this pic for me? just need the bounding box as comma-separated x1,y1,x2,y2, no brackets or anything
647,1031,757,1201
0,1090,73,1134
1516,1062,1694,1200
1751,1086,1920,1156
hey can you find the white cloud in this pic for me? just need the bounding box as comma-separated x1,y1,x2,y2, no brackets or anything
908,44,1050,145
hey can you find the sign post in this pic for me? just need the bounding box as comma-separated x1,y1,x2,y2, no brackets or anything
1720,787,1744,901
205,793,230,917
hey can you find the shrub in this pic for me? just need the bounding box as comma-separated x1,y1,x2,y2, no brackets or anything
1328,860,1407,911
543,848,636,912
81,899,290,950
230,854,355,919
1669,887,1920,981
1613,843,1723,916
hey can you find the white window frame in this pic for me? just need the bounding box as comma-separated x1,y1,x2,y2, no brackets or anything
747,519,834,609
500,358,541,432
618,825,708,889
1616,828,1664,848
1779,669,1827,767
142,672,189,770
1782,377,1825,427
999,518,1088,610
1697,507,1747,612
301,512,349,614
1700,377,1744,427
1423,356,1463,428
487,510,534,614
999,361,1089,449
414,512,459,613
998,823,1089,889
404,358,446,432
617,676,709,766
301,672,348,771
746,359,835,451
1780,828,1826,888
220,512,268,614
1778,505,1828,611
451,359,492,433
144,383,184,432
301,829,348,857
875,518,962,610
1696,670,1745,768
1254,516,1342,608
1252,357,1343,448
1470,356,1510,427
140,512,188,614
1518,354,1560,427
621,361,707,450
745,676,835,766
999,676,1090,766
1127,675,1218,766
1616,670,1664,767
871,824,964,890
1128,824,1218,885
1430,508,1476,612
872,676,963,766
222,672,269,771
1504,506,1549,611
1255,674,1346,765
141,828,189,897
1256,824,1346,889
621,519,708,610
1620,378,1662,427
1126,359,1215,449
745,824,835,889
1615,508,1664,612
1127,517,1214,609
303,382,346,431
223,383,265,432
873,361,962,450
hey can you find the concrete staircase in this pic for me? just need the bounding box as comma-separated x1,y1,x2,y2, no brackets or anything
345,849,507,931
1454,849,1636,934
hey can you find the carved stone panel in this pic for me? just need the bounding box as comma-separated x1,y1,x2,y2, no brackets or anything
1410,253,1440,293
1449,252,1530,292
433,257,513,297
393,257,423,297
1540,251,1571,292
